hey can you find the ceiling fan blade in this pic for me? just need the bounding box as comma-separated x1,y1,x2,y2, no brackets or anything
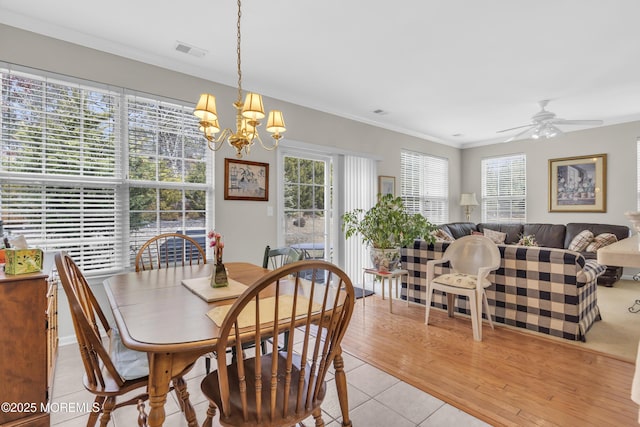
503,126,534,143
551,119,603,126
496,124,534,133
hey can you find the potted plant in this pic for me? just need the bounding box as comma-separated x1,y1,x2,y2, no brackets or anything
342,193,437,271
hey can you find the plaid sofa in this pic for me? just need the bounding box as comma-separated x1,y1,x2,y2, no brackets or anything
401,240,606,341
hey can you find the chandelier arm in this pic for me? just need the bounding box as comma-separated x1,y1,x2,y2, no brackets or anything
206,129,232,151
255,131,280,151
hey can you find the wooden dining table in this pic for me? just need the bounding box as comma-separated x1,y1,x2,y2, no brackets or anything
103,262,352,427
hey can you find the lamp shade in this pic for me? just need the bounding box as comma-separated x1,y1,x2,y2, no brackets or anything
194,94,218,122
241,92,265,120
266,110,286,134
460,193,478,206
199,119,221,137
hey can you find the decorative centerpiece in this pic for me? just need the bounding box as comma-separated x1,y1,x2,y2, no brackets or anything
342,194,436,272
208,231,228,288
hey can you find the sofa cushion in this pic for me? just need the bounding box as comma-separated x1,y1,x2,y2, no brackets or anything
477,223,523,244
568,230,594,252
586,233,618,252
431,228,455,242
565,223,630,249
523,223,566,249
483,228,507,244
441,222,478,239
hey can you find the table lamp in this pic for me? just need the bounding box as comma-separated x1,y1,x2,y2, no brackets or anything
460,193,479,221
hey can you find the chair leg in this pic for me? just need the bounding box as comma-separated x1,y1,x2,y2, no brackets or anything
312,407,325,426
205,355,211,374
137,399,148,427
172,376,197,426
99,396,115,427
87,396,104,427
203,403,217,427
482,290,494,329
424,285,434,325
469,292,481,341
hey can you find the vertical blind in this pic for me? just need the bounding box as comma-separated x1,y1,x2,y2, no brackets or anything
400,150,449,224
343,155,377,282
481,154,526,223
0,64,210,274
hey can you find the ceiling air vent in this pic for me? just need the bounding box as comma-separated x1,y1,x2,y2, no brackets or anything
175,41,207,58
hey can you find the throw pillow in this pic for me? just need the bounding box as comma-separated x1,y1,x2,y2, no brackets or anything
568,230,594,252
586,233,618,252
431,228,455,242
483,228,506,244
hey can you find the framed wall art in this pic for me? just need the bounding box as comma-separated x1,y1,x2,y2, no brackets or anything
548,153,606,212
224,158,269,201
378,175,396,196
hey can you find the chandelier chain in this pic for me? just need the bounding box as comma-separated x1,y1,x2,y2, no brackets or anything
236,0,242,105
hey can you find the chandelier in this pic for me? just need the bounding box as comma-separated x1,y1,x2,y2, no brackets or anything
194,0,286,159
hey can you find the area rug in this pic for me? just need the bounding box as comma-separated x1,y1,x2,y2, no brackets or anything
353,286,375,299
575,279,640,361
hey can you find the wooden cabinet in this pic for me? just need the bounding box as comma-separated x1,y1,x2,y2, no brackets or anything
0,262,58,426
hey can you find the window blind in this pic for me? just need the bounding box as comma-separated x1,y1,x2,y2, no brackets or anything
0,65,211,274
481,154,526,223
343,155,376,282
400,150,449,225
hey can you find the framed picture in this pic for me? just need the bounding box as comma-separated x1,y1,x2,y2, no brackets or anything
548,153,606,212
224,158,269,201
378,175,395,196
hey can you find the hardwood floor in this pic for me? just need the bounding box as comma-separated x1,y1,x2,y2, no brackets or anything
341,295,637,427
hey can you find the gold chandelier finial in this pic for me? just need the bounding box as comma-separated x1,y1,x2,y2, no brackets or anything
194,0,286,158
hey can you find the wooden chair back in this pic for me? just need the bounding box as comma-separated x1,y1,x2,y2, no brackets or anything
55,252,125,389
262,245,303,269
135,232,206,272
56,251,197,426
201,260,355,426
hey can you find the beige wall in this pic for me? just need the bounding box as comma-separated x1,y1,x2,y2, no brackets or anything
5,23,639,342
461,121,640,227
0,23,461,266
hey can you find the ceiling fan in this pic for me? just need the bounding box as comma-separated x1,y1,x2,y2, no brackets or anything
497,100,603,142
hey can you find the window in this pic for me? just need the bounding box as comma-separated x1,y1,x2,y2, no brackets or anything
0,64,209,275
481,154,526,223
400,150,449,224
127,95,209,264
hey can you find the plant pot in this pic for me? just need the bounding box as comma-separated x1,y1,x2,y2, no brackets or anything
370,247,401,272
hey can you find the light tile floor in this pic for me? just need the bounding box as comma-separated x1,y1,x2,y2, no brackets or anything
51,343,490,426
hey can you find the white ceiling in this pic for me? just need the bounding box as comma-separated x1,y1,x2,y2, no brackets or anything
2,0,640,148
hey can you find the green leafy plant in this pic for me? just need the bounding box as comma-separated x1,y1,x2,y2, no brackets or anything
341,194,437,249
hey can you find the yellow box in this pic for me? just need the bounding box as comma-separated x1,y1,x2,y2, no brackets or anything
4,248,43,275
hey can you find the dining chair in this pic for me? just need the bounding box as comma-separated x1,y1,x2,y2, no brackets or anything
200,259,355,427
54,252,196,427
134,232,216,373
424,235,501,341
135,232,206,272
262,245,303,269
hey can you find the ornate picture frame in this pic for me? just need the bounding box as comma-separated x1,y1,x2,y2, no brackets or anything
548,153,606,212
224,158,269,201
378,175,395,196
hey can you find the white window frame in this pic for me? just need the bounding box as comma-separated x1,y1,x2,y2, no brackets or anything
481,153,526,223
400,150,449,225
